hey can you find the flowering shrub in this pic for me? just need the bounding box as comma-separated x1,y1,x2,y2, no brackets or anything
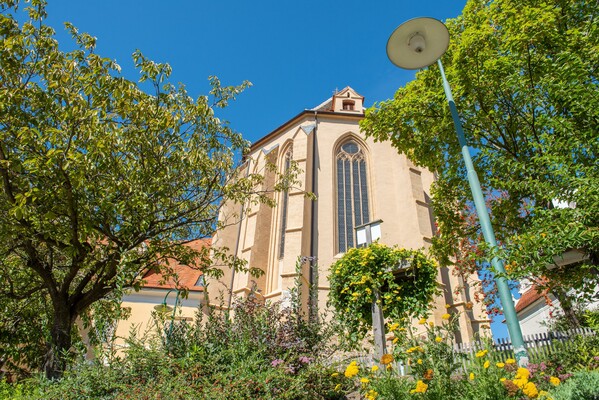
336,311,599,399
328,243,438,343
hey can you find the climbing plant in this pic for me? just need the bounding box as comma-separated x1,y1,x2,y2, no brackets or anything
328,243,438,344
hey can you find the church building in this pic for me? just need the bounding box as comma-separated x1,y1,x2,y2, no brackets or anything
208,87,488,343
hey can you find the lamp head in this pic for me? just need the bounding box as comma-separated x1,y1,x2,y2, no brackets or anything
386,17,450,70
154,304,173,313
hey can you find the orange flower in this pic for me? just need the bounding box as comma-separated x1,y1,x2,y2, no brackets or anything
380,354,394,365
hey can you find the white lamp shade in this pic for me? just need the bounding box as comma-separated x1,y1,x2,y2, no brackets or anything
370,222,382,242
387,17,450,70
356,227,367,247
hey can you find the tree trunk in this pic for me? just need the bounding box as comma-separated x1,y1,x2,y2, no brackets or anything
43,304,74,380
551,288,581,329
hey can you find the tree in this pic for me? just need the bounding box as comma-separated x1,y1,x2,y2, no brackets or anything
361,0,598,316
0,0,281,379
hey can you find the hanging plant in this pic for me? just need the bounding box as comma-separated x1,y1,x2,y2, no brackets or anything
328,243,439,343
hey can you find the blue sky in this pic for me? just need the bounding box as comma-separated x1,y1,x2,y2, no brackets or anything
45,0,468,143
41,0,513,340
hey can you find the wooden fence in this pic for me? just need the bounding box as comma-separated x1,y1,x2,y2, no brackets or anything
454,327,596,363
328,328,596,376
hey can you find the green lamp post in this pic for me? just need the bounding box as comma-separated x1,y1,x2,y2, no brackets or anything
386,17,528,366
153,289,180,349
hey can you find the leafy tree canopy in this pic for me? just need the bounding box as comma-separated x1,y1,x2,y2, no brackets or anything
0,0,285,378
361,0,598,311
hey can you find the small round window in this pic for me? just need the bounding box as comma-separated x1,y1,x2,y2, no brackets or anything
341,141,359,154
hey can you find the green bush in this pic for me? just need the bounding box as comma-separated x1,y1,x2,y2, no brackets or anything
6,262,351,399
545,334,599,372
549,370,599,400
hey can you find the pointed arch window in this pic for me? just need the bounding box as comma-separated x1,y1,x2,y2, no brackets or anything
336,140,370,253
278,148,292,258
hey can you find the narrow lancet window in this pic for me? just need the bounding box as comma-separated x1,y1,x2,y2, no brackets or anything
278,148,292,258
336,140,370,253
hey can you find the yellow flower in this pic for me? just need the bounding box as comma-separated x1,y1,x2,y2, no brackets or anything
429,321,435,327
445,304,451,309
418,318,427,325
331,372,339,377
541,232,547,238
484,360,490,369
386,364,393,371
496,362,505,368
371,365,379,372
522,382,539,398
417,359,422,365
515,367,530,380
344,361,359,378
380,354,394,365
549,376,560,386
435,336,442,343
475,349,488,358
410,380,428,394
442,313,451,320
392,337,399,344
365,390,378,400
500,378,506,382
505,358,516,364
388,323,399,332
334,384,341,391
514,377,528,389
469,372,475,380
406,346,422,354
360,377,370,384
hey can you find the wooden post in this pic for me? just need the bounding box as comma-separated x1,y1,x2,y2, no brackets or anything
372,290,387,361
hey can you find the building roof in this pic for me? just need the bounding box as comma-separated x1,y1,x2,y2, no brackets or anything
141,239,211,292
249,86,365,152
515,285,550,313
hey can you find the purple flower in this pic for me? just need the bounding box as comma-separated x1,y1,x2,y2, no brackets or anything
271,359,284,367
299,356,312,364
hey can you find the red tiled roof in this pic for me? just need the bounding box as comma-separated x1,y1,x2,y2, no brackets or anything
515,285,550,313
141,239,211,292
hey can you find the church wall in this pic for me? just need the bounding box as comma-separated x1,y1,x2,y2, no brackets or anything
207,88,490,343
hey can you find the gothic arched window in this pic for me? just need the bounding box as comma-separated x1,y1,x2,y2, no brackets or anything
278,148,292,258
336,140,370,253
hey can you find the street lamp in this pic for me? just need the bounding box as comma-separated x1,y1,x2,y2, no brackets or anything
153,289,180,348
386,17,529,366
355,220,387,362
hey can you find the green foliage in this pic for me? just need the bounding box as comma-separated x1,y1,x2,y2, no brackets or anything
328,243,439,343
544,334,599,372
361,0,599,308
342,313,589,399
549,370,599,400
0,379,33,399
6,288,348,399
391,314,467,397
0,0,294,378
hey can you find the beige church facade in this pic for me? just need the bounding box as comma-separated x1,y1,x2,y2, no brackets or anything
208,87,489,343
